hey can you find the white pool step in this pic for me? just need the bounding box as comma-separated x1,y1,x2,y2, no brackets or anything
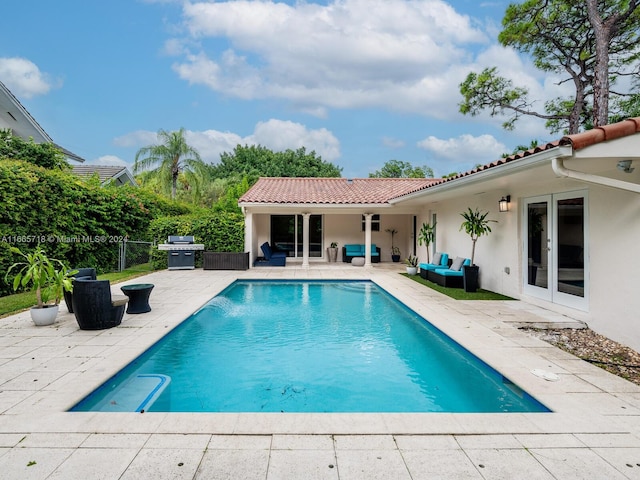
96,373,170,412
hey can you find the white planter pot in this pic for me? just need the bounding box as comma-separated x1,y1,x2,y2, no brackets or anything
30,305,59,326
406,266,418,275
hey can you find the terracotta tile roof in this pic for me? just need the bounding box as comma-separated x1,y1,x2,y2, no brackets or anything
559,117,640,150
239,117,640,205
392,116,640,197
239,177,440,205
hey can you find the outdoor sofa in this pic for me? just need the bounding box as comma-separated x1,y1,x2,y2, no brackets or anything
253,242,287,267
342,244,381,263
419,252,450,279
427,257,471,288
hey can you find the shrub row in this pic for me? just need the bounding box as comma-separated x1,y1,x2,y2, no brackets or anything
0,160,191,295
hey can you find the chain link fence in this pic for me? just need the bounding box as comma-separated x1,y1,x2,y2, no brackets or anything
117,240,154,272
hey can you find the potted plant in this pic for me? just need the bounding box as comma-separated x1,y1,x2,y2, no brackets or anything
417,221,436,264
404,255,419,275
5,246,75,326
327,241,339,262
459,207,496,292
385,228,401,262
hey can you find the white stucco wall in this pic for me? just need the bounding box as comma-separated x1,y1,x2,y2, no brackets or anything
413,181,640,352
414,194,517,296
584,184,640,350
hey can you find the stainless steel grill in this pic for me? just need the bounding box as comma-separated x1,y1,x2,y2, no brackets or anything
157,235,204,270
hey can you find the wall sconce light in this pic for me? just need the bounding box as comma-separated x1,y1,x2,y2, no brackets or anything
617,160,634,173
499,195,511,213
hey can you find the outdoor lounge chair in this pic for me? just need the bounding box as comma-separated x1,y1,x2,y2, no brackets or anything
253,242,287,267
64,267,97,314
419,253,450,279
71,278,128,330
428,257,471,288
342,244,381,263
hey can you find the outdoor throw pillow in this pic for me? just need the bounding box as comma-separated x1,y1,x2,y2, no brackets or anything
450,256,465,271
432,252,442,266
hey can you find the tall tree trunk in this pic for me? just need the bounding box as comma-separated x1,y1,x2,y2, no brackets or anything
587,0,610,127
568,75,586,134
587,0,639,127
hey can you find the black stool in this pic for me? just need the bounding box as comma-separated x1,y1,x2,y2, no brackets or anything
120,283,154,314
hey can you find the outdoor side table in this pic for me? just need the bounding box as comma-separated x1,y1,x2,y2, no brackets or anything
120,283,154,314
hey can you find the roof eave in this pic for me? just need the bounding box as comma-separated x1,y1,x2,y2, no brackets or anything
239,202,393,209
390,145,573,204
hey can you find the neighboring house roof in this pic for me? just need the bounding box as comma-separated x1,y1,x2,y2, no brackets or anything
239,177,440,205
0,80,85,163
72,165,137,187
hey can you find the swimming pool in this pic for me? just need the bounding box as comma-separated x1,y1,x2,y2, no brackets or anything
70,280,549,413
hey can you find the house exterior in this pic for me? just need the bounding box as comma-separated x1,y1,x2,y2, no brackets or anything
72,165,137,187
0,80,85,163
239,117,640,351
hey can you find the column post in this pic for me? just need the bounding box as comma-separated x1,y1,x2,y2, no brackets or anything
302,212,311,267
363,213,373,267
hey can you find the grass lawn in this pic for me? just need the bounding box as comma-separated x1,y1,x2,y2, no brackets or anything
0,266,154,318
401,273,516,301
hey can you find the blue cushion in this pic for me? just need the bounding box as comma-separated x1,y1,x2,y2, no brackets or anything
439,253,450,266
260,242,286,260
419,263,439,271
260,242,273,260
434,268,464,277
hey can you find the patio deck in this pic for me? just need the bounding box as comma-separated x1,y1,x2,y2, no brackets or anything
1,263,640,479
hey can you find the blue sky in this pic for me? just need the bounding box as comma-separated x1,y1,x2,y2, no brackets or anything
0,0,568,178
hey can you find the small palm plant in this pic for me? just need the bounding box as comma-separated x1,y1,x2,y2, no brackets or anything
5,246,75,308
417,221,436,264
459,207,496,265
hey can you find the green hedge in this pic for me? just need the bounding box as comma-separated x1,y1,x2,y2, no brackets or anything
0,160,191,295
149,212,245,269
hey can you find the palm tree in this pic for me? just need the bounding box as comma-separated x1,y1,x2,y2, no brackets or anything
133,128,205,199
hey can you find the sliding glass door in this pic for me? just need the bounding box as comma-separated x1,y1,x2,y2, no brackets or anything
523,191,588,310
270,214,323,258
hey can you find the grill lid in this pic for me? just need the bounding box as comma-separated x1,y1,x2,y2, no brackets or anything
168,235,194,244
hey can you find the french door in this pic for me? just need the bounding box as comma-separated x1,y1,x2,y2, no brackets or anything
523,191,588,310
270,215,323,258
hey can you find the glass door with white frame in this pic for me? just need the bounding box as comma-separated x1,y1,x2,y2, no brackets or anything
523,192,588,310
524,196,552,301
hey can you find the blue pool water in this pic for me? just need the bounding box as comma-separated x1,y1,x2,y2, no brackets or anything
70,280,549,413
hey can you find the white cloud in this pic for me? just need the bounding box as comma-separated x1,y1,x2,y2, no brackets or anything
247,119,340,161
186,129,244,163
92,155,128,166
417,133,507,171
0,57,57,98
114,120,340,164
382,136,405,148
113,130,160,148
169,0,488,115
